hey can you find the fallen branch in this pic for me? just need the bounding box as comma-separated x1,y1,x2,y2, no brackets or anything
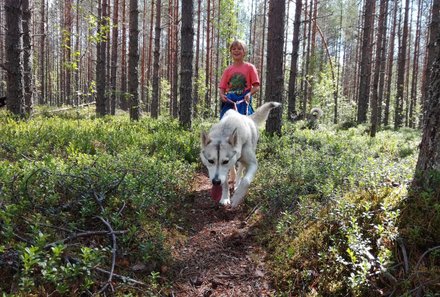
94,267,147,286
397,238,409,274
95,216,117,295
44,230,127,250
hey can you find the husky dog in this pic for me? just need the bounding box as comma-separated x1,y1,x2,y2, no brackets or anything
200,102,281,208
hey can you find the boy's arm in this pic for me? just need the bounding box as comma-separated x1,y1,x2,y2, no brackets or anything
219,88,227,102
244,84,260,103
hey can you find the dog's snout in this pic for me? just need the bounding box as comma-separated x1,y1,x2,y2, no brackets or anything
212,177,221,186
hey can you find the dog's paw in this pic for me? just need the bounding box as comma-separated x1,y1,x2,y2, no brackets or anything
219,197,231,206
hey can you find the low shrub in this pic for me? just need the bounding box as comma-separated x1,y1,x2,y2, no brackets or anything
250,123,419,296
0,113,198,295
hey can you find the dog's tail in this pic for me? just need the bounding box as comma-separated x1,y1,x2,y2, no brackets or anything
250,102,282,127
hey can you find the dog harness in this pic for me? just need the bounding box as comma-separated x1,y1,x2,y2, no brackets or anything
220,91,254,119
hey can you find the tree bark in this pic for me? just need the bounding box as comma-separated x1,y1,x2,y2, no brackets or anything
151,0,161,118
128,0,140,120
412,38,440,192
40,0,46,104
120,0,128,110
110,0,119,115
204,0,211,115
96,0,107,116
383,0,398,126
357,0,375,124
22,0,33,115
193,0,201,116
265,0,285,135
394,0,410,129
172,0,179,118
377,0,390,126
287,0,302,120
421,0,440,126
409,0,422,128
146,0,155,112
5,0,24,117
258,0,267,105
179,0,194,128
371,0,388,137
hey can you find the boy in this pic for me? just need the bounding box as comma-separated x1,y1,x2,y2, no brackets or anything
219,40,260,118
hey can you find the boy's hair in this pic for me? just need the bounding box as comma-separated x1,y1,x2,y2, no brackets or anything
229,39,247,54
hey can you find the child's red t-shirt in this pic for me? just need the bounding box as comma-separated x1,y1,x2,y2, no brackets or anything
219,62,260,95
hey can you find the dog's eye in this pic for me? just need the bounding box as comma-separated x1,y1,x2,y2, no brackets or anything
208,159,214,164
222,160,229,165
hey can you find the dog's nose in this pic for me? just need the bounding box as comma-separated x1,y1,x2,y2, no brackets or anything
212,178,221,186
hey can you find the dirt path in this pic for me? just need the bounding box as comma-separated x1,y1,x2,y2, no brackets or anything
169,173,274,297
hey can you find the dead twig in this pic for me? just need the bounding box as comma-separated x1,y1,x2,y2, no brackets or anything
95,216,117,295
44,230,127,249
397,238,409,274
94,267,147,286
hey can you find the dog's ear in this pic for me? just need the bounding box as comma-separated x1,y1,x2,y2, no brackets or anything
228,129,238,146
201,131,211,147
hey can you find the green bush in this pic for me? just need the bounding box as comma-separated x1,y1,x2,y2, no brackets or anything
250,122,419,296
0,112,198,295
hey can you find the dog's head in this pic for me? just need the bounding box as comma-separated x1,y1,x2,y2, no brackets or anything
200,129,239,190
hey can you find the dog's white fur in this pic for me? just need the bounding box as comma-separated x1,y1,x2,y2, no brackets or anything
200,102,281,208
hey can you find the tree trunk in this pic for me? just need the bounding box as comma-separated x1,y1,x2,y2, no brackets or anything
193,0,201,116
167,0,173,115
172,0,179,118
204,0,211,115
128,0,140,120
394,0,410,129
213,0,220,116
110,0,119,115
412,40,440,193
40,0,46,104
287,0,302,120
5,0,24,117
120,0,128,110
140,0,147,112
302,0,312,114
265,0,285,135
96,0,107,116
258,0,267,105
179,0,194,128
370,0,387,137
421,0,440,126
409,0,422,128
64,0,72,105
146,0,155,112
383,0,398,126
22,0,33,115
151,0,161,118
357,0,375,124
74,0,80,105
377,0,390,126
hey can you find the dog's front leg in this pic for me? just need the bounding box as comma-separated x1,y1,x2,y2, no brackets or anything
234,162,245,191
231,161,257,208
219,173,231,206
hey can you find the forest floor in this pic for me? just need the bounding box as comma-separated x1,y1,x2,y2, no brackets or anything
168,172,275,297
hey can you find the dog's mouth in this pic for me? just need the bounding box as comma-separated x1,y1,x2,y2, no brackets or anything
211,185,222,202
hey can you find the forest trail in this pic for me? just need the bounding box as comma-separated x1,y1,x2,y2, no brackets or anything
168,173,274,297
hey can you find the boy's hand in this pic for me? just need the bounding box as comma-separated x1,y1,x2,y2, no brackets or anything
244,93,251,103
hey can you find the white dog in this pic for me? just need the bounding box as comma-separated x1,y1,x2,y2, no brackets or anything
200,102,281,208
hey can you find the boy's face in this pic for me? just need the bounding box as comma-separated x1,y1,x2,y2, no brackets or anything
230,45,245,61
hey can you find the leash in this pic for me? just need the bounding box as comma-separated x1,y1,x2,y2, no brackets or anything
226,98,249,115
